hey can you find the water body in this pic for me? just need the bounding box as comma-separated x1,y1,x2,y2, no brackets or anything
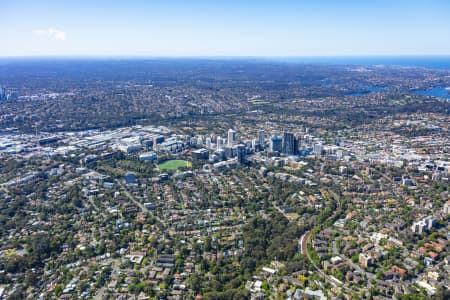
415,87,450,100
2,56,450,70
272,56,450,70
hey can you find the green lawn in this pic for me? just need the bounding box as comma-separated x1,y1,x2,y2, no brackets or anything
249,100,270,105
158,160,192,171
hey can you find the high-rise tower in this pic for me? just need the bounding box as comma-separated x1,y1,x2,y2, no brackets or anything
227,129,236,147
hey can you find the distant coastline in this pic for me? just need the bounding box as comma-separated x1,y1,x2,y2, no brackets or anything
1,55,450,71
270,56,450,70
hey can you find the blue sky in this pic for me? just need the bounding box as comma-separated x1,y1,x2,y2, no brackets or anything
1,0,450,57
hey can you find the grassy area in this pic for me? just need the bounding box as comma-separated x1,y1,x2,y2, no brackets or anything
392,99,407,105
158,160,192,171
249,100,270,105
285,212,299,221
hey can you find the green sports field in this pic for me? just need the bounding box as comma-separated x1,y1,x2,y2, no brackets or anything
158,160,192,171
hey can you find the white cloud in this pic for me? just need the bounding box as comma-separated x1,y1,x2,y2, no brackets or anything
33,28,66,41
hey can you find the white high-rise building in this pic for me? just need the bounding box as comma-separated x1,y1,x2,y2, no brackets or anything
227,129,236,146
217,136,224,149
205,137,212,149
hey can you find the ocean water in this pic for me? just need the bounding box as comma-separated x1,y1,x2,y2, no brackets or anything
272,56,450,70
2,56,450,70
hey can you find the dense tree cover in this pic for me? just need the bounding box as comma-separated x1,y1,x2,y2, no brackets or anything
199,260,250,300
95,154,156,178
243,213,301,266
0,159,25,173
189,211,308,300
1,233,61,274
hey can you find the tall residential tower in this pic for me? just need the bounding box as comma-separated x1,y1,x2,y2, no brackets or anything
227,129,236,147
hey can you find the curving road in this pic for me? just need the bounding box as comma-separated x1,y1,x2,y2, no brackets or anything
298,189,357,295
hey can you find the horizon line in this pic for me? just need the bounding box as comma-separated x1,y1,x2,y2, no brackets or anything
1,54,450,60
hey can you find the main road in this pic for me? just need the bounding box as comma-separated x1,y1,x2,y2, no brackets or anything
297,189,357,295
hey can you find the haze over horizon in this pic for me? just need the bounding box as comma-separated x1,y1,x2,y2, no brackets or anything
1,0,450,57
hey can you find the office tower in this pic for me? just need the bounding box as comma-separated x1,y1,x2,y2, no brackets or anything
237,144,246,164
0,86,5,101
269,136,282,152
217,136,224,149
296,136,301,150
258,130,265,149
251,139,257,150
225,146,235,158
205,137,212,149
227,129,236,146
282,132,296,155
